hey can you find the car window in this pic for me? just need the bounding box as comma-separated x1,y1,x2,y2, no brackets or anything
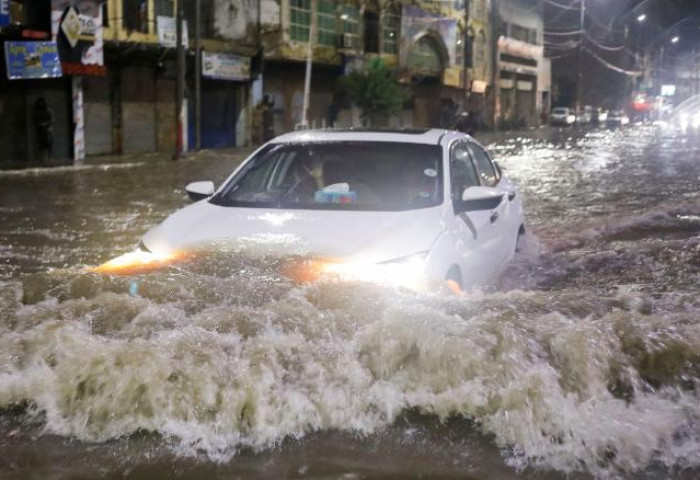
468,143,499,187
212,142,443,211
450,142,479,201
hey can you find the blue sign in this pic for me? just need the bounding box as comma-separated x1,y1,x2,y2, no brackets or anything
4,42,63,80
0,0,9,27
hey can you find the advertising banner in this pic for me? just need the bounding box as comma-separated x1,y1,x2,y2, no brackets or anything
0,0,10,28
202,52,250,81
51,0,105,76
157,16,189,48
4,41,63,80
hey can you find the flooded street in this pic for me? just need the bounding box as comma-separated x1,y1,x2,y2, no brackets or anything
1,126,700,479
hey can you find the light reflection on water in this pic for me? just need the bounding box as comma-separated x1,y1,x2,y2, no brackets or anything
1,127,700,479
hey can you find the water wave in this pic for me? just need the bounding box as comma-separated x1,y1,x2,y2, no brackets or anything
2,252,700,477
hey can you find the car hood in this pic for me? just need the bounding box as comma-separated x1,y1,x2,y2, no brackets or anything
142,201,446,263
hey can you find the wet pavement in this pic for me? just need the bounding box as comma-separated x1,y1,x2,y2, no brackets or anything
1,126,700,479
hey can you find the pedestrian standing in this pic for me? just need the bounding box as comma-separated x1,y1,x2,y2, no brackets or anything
262,95,275,142
33,98,54,163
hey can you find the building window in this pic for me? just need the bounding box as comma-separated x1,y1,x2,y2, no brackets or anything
184,0,215,38
340,1,359,48
317,0,337,47
290,0,311,42
381,5,400,55
123,0,148,33
155,0,174,17
510,23,538,45
364,10,380,53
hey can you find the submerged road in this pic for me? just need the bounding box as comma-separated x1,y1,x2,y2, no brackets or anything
1,126,700,479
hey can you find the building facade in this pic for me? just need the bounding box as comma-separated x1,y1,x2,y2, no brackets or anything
494,0,549,128
1,0,550,165
1,0,255,164
258,0,477,132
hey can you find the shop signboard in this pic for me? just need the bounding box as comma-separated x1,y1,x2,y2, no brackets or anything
0,0,10,27
157,16,189,48
202,52,250,81
51,0,105,76
4,41,63,80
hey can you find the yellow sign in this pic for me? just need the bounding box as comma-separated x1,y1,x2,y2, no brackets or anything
61,7,81,48
442,67,462,88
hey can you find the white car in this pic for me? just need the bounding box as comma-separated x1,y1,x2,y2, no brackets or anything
100,129,525,291
550,107,576,126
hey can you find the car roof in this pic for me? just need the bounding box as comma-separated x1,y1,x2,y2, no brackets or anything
270,128,451,145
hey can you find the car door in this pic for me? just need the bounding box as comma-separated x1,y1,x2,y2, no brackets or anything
467,141,518,268
448,140,504,286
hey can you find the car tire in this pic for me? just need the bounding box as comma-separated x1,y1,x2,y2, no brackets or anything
445,266,463,294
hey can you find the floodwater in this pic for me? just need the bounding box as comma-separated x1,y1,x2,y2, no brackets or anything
1,126,700,479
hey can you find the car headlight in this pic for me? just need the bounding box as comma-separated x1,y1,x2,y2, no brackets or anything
321,251,429,289
91,241,183,275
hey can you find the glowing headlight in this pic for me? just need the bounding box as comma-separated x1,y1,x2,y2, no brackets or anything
91,244,181,275
320,251,429,289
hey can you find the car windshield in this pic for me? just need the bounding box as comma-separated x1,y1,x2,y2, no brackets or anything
211,141,444,211
552,108,568,114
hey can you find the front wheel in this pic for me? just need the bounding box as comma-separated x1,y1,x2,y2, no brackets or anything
445,266,463,295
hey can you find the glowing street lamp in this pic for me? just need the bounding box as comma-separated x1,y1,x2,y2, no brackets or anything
637,13,647,23
670,36,680,43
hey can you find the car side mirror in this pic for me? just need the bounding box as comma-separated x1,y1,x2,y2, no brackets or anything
185,181,215,202
459,186,504,211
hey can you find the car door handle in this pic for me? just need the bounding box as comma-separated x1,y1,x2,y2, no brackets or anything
490,211,499,224
508,191,516,201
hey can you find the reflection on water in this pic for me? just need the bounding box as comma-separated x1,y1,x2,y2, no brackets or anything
1,128,700,479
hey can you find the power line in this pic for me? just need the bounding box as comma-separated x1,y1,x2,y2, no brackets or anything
547,48,579,60
582,46,643,76
584,34,625,51
544,0,581,11
544,29,584,36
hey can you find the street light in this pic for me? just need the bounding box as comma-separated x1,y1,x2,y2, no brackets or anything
671,36,680,43
637,14,647,23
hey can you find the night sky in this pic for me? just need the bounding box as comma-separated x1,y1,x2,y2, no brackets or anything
545,0,700,109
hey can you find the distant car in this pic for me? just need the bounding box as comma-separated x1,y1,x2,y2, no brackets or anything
97,130,525,292
550,107,576,126
606,110,630,128
576,105,594,124
592,108,608,125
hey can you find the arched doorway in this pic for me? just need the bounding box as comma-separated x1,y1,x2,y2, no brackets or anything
406,31,450,128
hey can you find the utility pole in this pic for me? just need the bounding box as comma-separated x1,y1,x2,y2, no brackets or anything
300,0,318,129
174,0,185,159
462,5,470,111
490,0,499,130
195,0,202,151
575,0,585,111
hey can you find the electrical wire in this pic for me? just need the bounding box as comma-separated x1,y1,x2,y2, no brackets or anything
544,39,581,48
547,47,578,60
584,34,625,51
585,10,626,34
544,29,584,36
544,0,581,11
582,46,643,76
